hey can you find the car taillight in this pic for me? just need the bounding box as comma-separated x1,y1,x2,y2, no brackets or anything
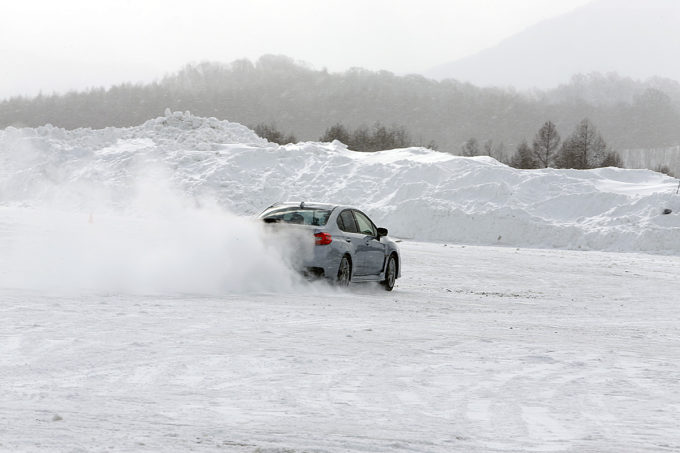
314,232,332,245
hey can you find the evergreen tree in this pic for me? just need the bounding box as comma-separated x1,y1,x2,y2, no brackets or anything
509,140,538,169
555,119,608,169
253,123,297,144
319,122,413,152
601,151,624,168
320,123,352,144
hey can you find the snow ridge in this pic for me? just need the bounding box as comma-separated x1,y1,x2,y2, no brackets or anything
1,111,678,254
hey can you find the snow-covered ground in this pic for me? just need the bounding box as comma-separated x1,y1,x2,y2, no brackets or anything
1,111,680,452
2,242,680,452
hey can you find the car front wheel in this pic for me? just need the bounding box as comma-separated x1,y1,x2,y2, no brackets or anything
382,255,396,291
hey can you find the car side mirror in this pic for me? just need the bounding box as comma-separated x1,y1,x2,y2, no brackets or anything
377,227,388,238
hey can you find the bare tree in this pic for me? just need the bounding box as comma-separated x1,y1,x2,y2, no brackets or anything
531,121,561,168
461,138,480,157
555,119,608,169
483,140,509,163
654,164,675,177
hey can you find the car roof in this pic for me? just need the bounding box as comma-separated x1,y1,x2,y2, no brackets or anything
264,201,338,210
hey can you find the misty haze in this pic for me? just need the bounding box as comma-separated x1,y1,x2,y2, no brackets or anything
1,0,679,452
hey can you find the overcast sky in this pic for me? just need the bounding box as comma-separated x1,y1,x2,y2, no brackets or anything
0,0,592,99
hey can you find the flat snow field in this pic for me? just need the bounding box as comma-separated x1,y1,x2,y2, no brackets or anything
2,241,680,453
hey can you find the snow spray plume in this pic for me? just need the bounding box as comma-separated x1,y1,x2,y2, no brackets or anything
0,133,314,294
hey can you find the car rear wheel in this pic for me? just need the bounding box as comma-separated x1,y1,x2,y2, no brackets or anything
336,256,351,287
382,255,396,291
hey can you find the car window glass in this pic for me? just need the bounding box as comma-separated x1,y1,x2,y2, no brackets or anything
260,207,331,226
353,211,377,236
338,210,358,233
336,214,345,231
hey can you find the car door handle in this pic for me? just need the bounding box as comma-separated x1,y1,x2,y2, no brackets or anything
345,238,352,242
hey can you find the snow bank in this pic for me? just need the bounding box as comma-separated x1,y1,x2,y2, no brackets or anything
1,111,679,255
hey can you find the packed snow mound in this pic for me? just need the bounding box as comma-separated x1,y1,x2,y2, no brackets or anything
1,111,679,254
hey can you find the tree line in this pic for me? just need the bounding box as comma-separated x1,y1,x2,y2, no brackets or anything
461,118,622,170
2,55,680,154
254,121,435,152
255,117,625,171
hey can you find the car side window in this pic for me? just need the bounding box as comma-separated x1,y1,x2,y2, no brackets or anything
353,210,377,236
338,210,358,233
337,214,345,231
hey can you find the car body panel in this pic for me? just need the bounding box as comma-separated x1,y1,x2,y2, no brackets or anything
258,202,401,286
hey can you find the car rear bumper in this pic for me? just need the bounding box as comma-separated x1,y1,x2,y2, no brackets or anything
300,245,344,280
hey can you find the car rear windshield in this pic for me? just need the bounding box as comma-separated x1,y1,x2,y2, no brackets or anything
260,207,332,226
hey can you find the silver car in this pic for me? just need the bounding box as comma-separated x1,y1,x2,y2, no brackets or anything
258,202,401,290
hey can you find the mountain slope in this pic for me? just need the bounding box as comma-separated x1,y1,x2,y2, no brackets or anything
427,0,680,89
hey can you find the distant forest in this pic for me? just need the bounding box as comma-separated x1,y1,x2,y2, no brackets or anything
2,55,680,153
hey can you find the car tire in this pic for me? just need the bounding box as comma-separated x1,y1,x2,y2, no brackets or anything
336,255,351,287
382,255,396,291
